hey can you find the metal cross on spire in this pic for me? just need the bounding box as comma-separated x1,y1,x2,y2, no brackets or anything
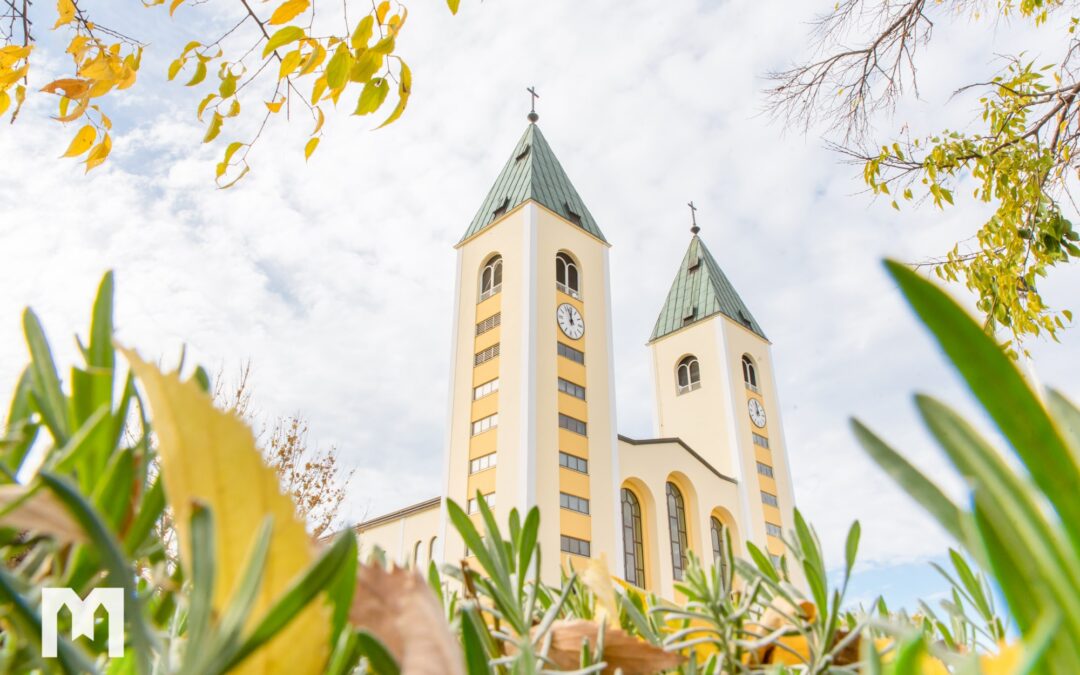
527,86,539,123
688,201,700,235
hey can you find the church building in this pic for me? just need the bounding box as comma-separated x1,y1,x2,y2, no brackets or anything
355,114,797,599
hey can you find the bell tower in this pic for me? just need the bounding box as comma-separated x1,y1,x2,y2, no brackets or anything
438,114,620,581
647,222,797,568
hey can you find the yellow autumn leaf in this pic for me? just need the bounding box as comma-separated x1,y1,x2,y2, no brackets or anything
269,0,310,25
0,91,9,117
61,124,96,158
122,349,331,675
580,554,619,622
54,0,76,28
304,136,319,161
84,132,111,172
980,642,1023,674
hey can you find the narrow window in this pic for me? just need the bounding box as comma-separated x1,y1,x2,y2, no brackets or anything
710,517,729,583
752,432,770,449
766,522,783,538
676,355,701,394
558,414,587,436
557,377,586,400
469,452,497,474
555,252,581,298
770,554,782,568
558,452,588,474
428,536,438,561
560,535,591,557
666,482,689,581
761,491,779,507
413,540,423,566
559,492,590,515
471,413,498,436
741,355,759,391
476,312,501,335
756,462,774,478
474,378,500,400
621,488,646,588
557,342,585,364
479,255,503,301
474,343,500,366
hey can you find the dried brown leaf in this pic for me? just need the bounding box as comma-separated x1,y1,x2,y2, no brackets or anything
544,619,683,674
350,563,463,675
0,485,86,544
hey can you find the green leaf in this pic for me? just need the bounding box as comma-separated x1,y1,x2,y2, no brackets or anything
460,609,490,675
23,308,71,443
40,472,155,673
844,520,860,579
885,260,1080,549
2,367,40,476
355,630,400,675
851,418,969,544
185,503,217,661
262,26,306,58
0,565,99,673
916,395,1080,628
744,541,779,583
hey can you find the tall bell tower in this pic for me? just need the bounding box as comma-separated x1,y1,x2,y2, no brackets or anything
438,114,620,581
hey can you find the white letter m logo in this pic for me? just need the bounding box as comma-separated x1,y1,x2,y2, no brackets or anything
41,587,124,658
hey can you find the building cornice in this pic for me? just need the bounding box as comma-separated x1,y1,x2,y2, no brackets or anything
354,496,442,531
617,434,738,485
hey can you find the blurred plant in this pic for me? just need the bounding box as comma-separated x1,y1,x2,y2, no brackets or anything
853,260,1080,671
2,267,1076,674
1,0,464,183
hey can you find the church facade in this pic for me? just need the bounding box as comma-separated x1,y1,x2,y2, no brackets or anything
355,119,797,599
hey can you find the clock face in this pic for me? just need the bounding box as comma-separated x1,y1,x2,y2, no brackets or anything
748,399,767,428
556,303,585,340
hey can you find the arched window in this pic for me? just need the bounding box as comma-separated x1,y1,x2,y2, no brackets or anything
428,536,438,563
413,540,423,567
555,252,580,298
741,354,758,391
621,488,646,588
480,255,503,301
676,356,701,394
666,482,689,581
710,517,729,585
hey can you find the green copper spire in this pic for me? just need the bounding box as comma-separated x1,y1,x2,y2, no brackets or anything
460,123,607,244
650,233,767,342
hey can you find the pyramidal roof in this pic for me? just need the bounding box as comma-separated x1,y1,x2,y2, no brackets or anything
650,235,767,342
460,123,607,243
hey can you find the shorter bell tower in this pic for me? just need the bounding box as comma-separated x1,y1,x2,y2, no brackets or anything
647,220,797,567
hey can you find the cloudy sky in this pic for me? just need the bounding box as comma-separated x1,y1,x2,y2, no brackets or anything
2,0,1077,609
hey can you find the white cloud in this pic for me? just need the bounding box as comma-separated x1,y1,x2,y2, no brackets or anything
2,0,1078,590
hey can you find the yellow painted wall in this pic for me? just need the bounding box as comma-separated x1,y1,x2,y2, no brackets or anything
356,502,441,567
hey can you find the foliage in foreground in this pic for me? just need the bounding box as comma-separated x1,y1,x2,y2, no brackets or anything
0,264,1075,673
0,0,463,184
